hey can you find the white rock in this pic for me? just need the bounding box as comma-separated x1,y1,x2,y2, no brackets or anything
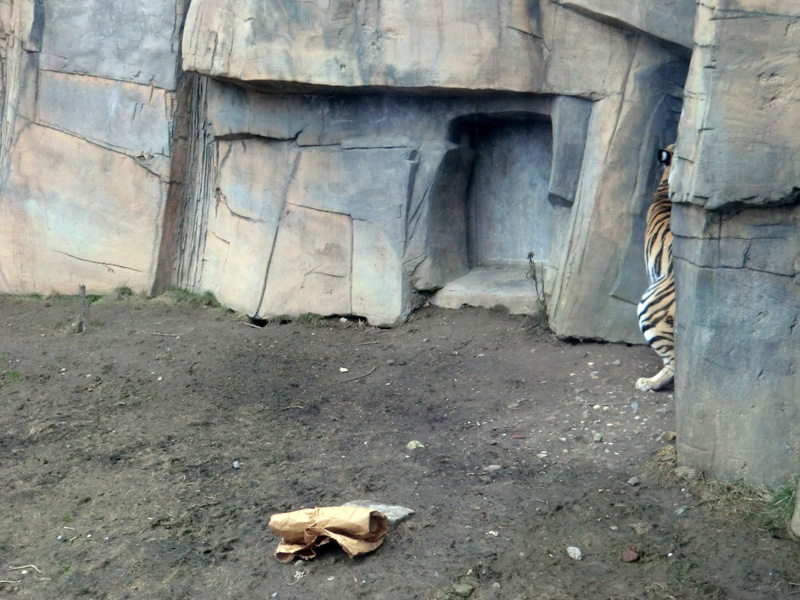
567,546,583,561
344,501,415,527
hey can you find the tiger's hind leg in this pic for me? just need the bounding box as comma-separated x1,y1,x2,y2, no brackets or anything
636,275,675,392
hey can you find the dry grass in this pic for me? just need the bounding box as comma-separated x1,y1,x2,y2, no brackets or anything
650,443,798,536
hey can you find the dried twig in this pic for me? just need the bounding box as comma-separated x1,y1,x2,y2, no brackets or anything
356,341,379,346
338,366,377,383
280,405,304,411
0,580,20,585
147,332,181,338
9,565,41,574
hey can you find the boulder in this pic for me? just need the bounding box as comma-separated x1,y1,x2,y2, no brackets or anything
672,0,800,209
669,0,800,486
673,204,800,486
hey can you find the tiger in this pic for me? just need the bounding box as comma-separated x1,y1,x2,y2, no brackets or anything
636,145,676,392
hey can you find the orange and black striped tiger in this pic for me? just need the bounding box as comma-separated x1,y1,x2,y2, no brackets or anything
636,145,675,391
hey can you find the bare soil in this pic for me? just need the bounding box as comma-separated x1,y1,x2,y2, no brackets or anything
0,294,797,600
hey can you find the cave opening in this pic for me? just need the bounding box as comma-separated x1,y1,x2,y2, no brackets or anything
430,112,569,313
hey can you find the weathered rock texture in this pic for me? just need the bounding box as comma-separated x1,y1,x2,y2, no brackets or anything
1,0,799,483
173,0,689,330
671,0,800,486
0,0,186,294
0,0,691,332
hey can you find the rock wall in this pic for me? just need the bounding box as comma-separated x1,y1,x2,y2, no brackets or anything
173,0,690,331
671,0,800,486
0,0,691,334
0,0,187,294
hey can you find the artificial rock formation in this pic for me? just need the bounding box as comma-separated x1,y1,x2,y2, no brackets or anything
0,0,187,294
670,0,800,486
1,0,690,332
174,0,689,330
1,0,798,483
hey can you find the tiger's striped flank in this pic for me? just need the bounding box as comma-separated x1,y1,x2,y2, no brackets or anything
636,145,676,392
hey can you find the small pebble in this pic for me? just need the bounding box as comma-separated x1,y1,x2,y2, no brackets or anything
452,583,475,598
483,464,502,473
567,546,583,560
233,460,240,469
593,432,603,443
621,547,641,562
627,477,640,486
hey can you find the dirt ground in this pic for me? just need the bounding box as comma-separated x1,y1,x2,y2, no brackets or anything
1,293,797,600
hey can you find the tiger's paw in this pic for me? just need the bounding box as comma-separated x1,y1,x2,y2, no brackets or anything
636,372,674,392
636,377,656,392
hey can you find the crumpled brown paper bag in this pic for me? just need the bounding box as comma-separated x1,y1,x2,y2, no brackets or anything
269,506,389,562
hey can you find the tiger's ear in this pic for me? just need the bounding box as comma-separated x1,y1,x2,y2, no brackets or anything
657,148,672,166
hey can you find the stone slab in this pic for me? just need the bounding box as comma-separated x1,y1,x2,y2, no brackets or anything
37,71,173,167
430,267,546,315
183,0,544,92
555,0,696,48
40,0,182,90
404,142,472,291
549,39,687,343
466,119,556,268
344,501,415,528
673,203,800,486
352,220,405,327
543,3,635,98
256,205,352,319
286,147,415,253
673,3,800,209
549,96,593,205
0,124,165,294
200,139,299,314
